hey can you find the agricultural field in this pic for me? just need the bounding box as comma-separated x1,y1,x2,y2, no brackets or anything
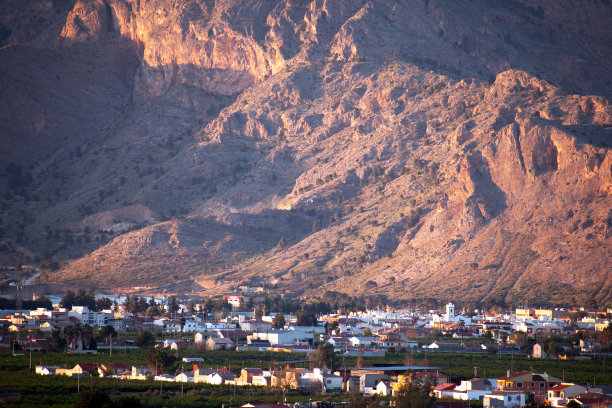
0,348,609,407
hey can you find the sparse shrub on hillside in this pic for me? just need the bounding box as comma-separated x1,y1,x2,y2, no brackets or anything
405,208,421,228
312,219,320,233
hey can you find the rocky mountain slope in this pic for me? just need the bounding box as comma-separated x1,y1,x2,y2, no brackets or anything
1,0,611,307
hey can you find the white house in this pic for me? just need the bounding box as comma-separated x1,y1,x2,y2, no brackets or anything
375,380,393,396
154,374,175,381
69,306,110,328
35,365,60,375
248,329,313,346
131,366,150,380
483,391,526,408
205,371,236,385
194,332,207,345
359,373,387,395
451,378,495,401
312,368,343,393
174,372,194,383
164,339,181,348
349,336,377,348
240,320,273,332
547,384,590,407
182,320,198,332
252,375,271,387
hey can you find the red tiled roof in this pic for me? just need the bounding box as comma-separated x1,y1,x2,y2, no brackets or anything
75,364,99,371
434,383,457,391
498,371,531,381
548,384,573,391
574,392,612,404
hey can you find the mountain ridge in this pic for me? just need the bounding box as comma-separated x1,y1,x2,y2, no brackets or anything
0,0,610,307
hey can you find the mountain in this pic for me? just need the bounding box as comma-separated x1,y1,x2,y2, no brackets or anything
1,0,611,307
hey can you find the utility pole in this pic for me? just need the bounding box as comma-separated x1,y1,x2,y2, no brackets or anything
16,278,23,312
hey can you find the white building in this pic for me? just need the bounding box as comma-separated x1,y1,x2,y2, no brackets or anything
69,306,110,328
35,365,60,375
445,303,455,322
248,329,313,346
483,391,526,408
312,368,343,392
349,336,377,348
451,378,495,401
547,384,590,407
174,372,194,383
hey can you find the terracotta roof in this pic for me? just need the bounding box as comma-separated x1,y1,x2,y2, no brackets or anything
434,383,457,391
74,364,99,371
498,371,532,381
574,392,612,404
548,384,573,391
101,363,128,369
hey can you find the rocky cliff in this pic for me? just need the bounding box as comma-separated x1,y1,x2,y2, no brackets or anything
1,0,610,307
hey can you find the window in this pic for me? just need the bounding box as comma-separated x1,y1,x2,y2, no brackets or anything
540,383,545,388
516,382,523,387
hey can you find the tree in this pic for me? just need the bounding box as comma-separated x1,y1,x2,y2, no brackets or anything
95,297,113,311
168,295,179,314
203,298,213,313
135,330,155,348
255,305,264,320
186,300,195,314
296,308,317,326
525,393,548,408
308,342,336,370
144,349,176,375
278,237,287,249
273,312,286,329
356,350,363,368
393,380,435,408
60,290,76,309
145,306,158,317
363,327,373,337
47,329,66,352
347,393,383,408
567,400,580,408
75,289,96,310
123,295,134,313
98,325,117,343
81,324,96,350
404,352,415,366
72,390,110,408
325,321,339,335
112,397,143,408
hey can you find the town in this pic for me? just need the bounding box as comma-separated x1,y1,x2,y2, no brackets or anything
1,288,610,407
